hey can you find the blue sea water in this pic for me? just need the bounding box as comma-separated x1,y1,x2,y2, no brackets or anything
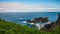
0,12,58,24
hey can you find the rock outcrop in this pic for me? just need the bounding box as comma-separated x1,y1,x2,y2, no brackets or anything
55,13,60,25
27,17,48,23
44,13,60,31
27,13,60,31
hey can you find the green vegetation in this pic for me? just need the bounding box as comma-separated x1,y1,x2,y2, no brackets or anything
0,19,60,34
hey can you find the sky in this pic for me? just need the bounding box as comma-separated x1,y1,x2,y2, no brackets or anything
0,0,60,13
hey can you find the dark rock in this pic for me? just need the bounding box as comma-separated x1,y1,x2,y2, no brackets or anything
33,17,48,23
58,13,60,20
44,22,54,31
55,13,60,25
27,17,48,23
27,20,36,23
45,24,52,29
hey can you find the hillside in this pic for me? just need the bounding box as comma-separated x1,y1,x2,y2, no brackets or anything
0,19,60,34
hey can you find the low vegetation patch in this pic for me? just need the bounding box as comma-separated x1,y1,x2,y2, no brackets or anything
0,19,60,34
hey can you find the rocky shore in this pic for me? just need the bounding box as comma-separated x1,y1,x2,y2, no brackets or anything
27,13,60,31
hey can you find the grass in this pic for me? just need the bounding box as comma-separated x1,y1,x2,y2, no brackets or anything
0,19,60,34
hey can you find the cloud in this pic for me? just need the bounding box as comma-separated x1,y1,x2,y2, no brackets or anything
0,2,59,13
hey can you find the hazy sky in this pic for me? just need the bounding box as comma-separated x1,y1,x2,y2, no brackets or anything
0,0,60,13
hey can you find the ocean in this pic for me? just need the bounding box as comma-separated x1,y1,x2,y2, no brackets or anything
0,12,58,24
